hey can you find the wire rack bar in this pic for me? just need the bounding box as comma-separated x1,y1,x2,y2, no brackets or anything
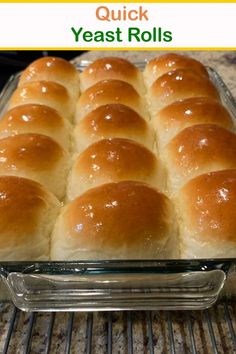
65,313,74,354
224,302,236,350
2,306,17,354
147,311,154,354
85,313,93,354
167,311,176,354
186,312,197,354
127,311,133,354
23,312,36,354
205,309,219,354
45,312,55,354
107,312,113,354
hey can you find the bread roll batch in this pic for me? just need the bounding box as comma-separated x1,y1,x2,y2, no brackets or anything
145,53,236,259
163,124,236,192
18,56,80,100
144,53,209,87
67,138,164,200
0,176,60,261
177,170,236,258
74,104,154,152
0,133,69,199
9,81,75,120
0,104,71,150
152,97,233,150
80,57,144,94
147,68,220,114
59,56,177,260
0,53,235,260
76,79,148,121
52,181,178,260
0,56,79,260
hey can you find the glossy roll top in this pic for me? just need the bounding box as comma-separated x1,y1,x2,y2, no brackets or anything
177,170,236,258
19,56,80,100
74,104,154,152
148,69,220,114
144,53,208,87
76,79,147,122
52,181,179,260
0,104,71,150
67,138,163,200
152,97,234,149
80,56,144,94
0,176,60,261
163,124,236,192
9,81,74,121
0,133,70,199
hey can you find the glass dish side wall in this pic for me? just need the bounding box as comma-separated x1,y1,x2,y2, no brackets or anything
0,64,235,310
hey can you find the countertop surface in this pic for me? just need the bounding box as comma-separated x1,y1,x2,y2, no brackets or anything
0,51,236,353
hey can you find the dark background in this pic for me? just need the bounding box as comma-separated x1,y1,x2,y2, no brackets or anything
0,50,87,90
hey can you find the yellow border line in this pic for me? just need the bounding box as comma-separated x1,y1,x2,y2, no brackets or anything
1,0,236,2
0,47,235,50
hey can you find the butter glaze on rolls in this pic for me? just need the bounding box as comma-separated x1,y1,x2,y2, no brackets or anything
18,56,80,100
51,181,179,260
67,138,163,200
80,56,144,94
0,176,60,261
163,124,236,193
74,104,154,152
0,104,71,150
0,134,70,199
144,53,208,87
76,79,147,121
153,97,234,149
9,81,74,121
177,170,236,258
148,69,220,114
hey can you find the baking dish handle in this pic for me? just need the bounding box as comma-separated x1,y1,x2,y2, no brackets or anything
5,269,226,311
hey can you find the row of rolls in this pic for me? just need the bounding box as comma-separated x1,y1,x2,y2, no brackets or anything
0,53,235,260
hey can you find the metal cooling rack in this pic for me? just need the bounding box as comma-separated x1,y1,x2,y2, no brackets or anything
0,301,236,353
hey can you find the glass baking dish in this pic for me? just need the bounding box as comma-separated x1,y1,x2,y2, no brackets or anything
0,61,236,312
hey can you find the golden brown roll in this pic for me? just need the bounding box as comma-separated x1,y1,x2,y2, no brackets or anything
76,79,147,121
144,53,208,87
18,56,80,100
51,181,178,260
148,69,220,114
153,97,233,149
74,104,154,152
8,81,74,121
177,170,236,258
0,176,60,260
67,138,163,200
0,134,70,199
0,104,71,150
80,56,144,94
163,124,236,192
